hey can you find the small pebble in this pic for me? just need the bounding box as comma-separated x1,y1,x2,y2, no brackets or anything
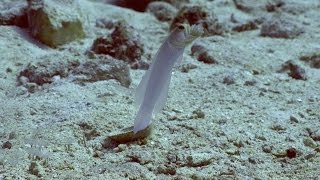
303,137,317,148
286,148,297,158
289,115,299,123
2,141,12,149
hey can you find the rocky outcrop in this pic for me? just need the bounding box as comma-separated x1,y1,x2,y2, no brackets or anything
27,0,85,48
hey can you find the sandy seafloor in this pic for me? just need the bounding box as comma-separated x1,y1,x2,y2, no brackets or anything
0,0,320,179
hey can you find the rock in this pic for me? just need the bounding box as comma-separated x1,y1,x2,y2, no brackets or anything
286,148,297,158
95,18,116,29
289,115,299,123
71,56,132,88
233,0,284,13
186,152,214,167
154,0,189,9
180,63,197,73
146,1,177,22
2,141,12,149
244,79,257,86
266,1,285,12
262,144,272,153
192,109,205,119
170,5,226,36
106,0,151,12
197,51,217,64
306,128,320,142
18,60,79,85
232,20,259,32
260,15,304,39
18,55,131,92
191,42,207,56
157,164,176,175
0,1,28,27
107,0,188,11
191,42,218,64
223,76,236,85
278,60,307,80
29,161,45,177
233,0,264,13
90,21,146,69
281,3,310,15
25,82,41,93
303,138,317,149
300,52,320,69
27,0,86,48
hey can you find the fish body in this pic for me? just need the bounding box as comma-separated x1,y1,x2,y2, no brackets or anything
133,24,203,133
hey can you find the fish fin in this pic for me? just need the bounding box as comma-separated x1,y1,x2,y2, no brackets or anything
134,68,151,108
135,41,164,108
133,105,152,133
153,72,173,114
174,54,183,68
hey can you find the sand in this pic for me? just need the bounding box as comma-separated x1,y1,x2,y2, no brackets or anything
0,0,319,179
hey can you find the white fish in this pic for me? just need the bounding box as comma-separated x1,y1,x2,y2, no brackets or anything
133,24,203,133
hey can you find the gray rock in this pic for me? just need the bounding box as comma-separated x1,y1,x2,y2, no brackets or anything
233,0,284,13
91,21,146,69
278,60,307,80
18,55,132,92
18,60,79,86
27,0,86,48
146,1,177,22
260,15,304,39
0,1,28,27
300,52,320,69
191,42,218,64
154,0,189,9
71,56,132,88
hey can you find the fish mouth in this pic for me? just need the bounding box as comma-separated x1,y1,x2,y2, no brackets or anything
173,24,204,48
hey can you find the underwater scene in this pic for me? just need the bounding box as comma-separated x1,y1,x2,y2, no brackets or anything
0,0,319,179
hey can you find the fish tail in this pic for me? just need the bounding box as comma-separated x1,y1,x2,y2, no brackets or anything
133,105,152,133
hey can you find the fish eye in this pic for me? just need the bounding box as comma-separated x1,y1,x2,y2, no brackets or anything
177,25,185,30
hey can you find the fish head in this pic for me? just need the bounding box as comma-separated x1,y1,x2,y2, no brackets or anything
169,24,204,48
